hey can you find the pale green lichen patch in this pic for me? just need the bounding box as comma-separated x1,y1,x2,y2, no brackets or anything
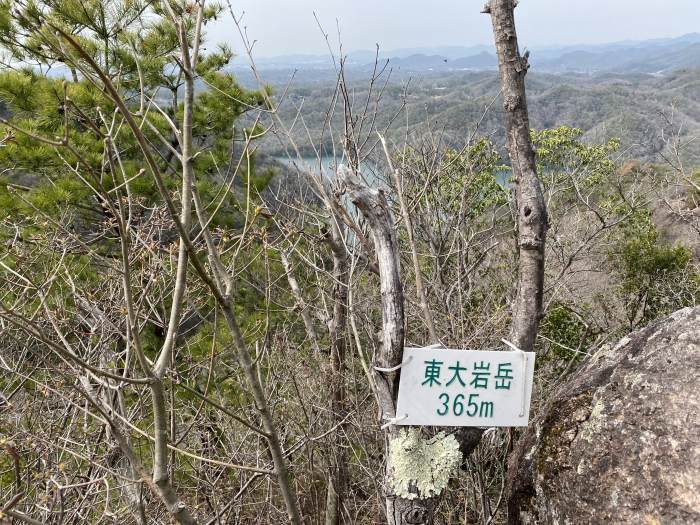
387,428,461,500
579,397,606,443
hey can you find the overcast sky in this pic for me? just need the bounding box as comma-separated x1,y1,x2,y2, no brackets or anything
209,0,699,56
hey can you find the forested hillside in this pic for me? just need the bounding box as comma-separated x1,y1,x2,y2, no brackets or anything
0,1,698,525
256,68,700,165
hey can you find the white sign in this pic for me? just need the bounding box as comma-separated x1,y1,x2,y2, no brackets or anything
394,347,535,427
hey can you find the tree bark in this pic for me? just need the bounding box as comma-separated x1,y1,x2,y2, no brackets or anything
280,250,322,355
484,0,548,352
325,224,349,525
340,167,439,525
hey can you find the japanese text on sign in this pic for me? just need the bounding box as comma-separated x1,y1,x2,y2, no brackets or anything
394,347,535,427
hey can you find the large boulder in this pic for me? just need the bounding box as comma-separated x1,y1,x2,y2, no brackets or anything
507,307,700,524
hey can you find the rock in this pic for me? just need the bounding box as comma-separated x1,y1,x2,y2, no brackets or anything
507,307,700,525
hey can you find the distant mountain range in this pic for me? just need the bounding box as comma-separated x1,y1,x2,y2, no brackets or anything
233,33,700,75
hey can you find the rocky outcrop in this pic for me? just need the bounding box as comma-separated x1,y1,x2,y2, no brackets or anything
507,307,700,524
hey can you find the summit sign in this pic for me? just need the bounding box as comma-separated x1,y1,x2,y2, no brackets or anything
394,347,535,427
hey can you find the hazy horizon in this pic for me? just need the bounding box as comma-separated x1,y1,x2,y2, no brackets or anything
212,0,699,58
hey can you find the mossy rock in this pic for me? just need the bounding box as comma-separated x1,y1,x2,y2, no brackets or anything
507,307,700,524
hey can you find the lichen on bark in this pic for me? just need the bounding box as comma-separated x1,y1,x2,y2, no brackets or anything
387,428,462,500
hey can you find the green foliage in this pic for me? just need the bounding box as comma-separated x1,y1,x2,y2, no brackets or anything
610,209,699,326
0,0,272,238
0,7,284,472
538,304,590,362
532,126,620,197
533,127,618,168
442,138,509,216
618,212,691,282
399,137,509,218
30,175,92,212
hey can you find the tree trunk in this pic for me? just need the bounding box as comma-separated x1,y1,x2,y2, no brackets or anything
484,0,548,352
325,224,349,525
339,167,439,525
